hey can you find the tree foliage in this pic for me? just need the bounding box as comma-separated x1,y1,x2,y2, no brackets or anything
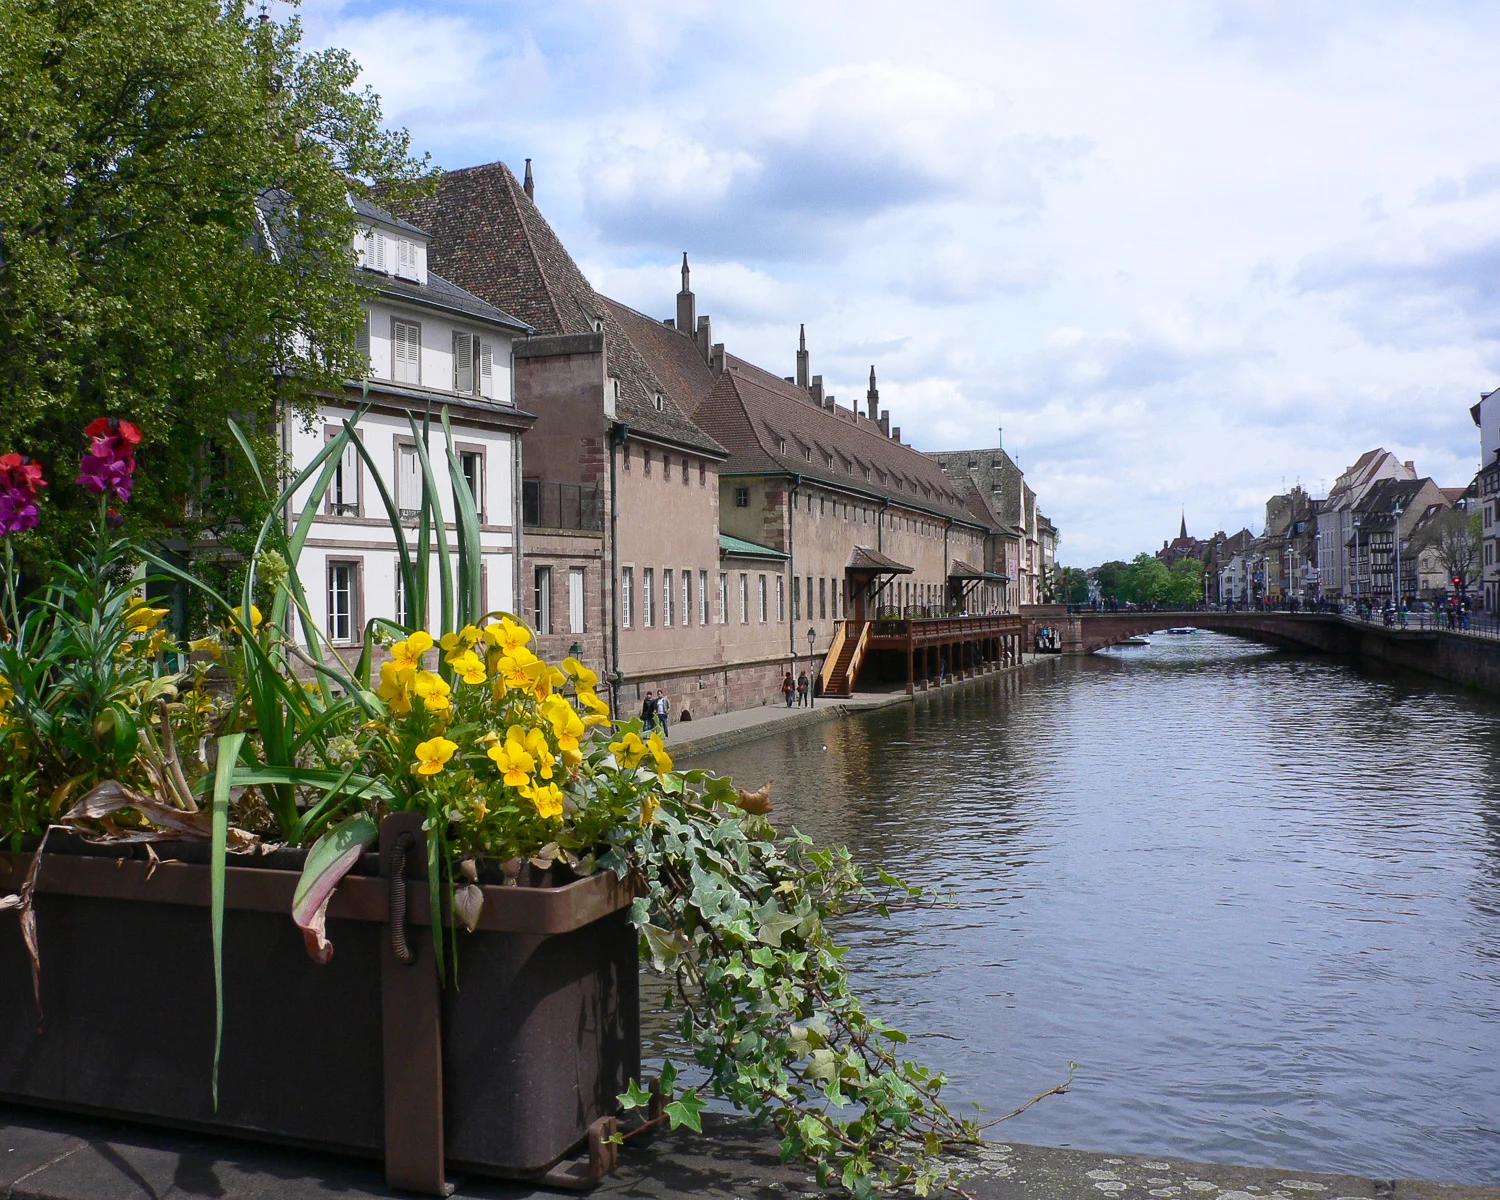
1412,507,1481,595
0,0,431,572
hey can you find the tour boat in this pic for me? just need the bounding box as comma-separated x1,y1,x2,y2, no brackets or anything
1165,626,1197,635
1121,634,1151,646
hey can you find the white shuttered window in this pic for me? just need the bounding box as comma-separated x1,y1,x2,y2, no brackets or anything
393,320,420,384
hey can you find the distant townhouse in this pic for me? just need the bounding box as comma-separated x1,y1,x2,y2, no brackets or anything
287,197,534,651
1347,477,1449,603
1471,390,1500,611
1315,449,1418,599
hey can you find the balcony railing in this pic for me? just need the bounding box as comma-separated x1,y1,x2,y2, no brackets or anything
522,481,602,531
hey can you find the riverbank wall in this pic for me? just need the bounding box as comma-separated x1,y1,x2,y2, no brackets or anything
670,654,1054,760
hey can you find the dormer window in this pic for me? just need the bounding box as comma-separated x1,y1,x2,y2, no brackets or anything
363,229,387,273
804,447,812,462
395,237,420,279
778,439,787,455
825,453,834,469
653,393,664,411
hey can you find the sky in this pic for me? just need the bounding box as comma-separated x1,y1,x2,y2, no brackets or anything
299,0,1500,565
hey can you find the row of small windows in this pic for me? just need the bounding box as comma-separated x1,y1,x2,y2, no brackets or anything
622,443,708,486
620,568,784,628
324,432,485,524
326,559,490,644
355,317,499,399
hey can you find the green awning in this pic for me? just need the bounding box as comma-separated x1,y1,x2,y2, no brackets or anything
719,533,790,561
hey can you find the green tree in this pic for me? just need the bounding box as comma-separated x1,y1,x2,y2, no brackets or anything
1164,557,1204,605
1121,553,1171,604
1411,507,1481,596
0,0,430,572
1093,560,1129,600
1059,566,1091,603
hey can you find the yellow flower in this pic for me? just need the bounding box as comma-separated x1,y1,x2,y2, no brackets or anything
577,688,611,726
528,781,564,820
0,674,13,709
414,736,458,776
495,645,545,692
187,636,222,660
125,597,170,632
483,617,531,655
448,649,487,685
562,656,598,690
531,663,566,702
647,732,673,775
440,625,483,655
520,724,555,779
540,694,584,756
412,670,451,712
486,730,535,787
609,731,646,769
641,792,659,825
377,659,415,713
406,630,434,655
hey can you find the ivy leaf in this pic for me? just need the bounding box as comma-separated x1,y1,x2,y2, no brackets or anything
664,1087,706,1132
617,1078,652,1111
659,1059,677,1097
752,896,801,947
641,923,690,971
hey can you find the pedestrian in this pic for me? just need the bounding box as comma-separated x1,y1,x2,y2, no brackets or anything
797,669,810,707
656,690,671,738
782,669,795,708
640,689,656,733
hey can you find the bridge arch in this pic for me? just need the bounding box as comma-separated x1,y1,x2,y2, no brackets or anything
1069,612,1357,656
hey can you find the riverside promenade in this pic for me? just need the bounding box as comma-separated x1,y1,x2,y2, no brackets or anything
3,1106,1494,1200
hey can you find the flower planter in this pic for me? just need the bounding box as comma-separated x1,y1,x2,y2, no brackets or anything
0,813,640,1193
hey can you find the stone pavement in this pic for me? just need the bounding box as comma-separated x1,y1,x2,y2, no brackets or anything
3,1106,1495,1200
667,657,1048,761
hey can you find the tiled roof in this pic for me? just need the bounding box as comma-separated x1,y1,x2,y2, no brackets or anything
375,270,532,332
848,545,913,573
387,162,723,457
689,357,987,528
947,559,984,578
351,195,428,238
719,533,789,561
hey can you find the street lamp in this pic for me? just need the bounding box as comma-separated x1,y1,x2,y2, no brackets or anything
1392,500,1405,613
806,626,816,707
1352,515,1361,603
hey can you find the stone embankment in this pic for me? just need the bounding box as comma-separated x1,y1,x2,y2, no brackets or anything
3,1106,1494,1200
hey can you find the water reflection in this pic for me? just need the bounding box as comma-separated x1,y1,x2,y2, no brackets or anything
669,635,1500,1183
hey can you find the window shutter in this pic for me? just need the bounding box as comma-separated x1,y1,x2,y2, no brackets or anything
478,340,494,397
453,332,474,394
355,313,370,372
371,232,386,272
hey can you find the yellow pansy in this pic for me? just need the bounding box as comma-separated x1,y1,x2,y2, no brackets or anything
640,791,659,825
187,636,222,660
440,625,483,654
413,736,458,776
647,732,673,775
0,674,13,708
609,731,646,769
540,694,585,755
528,781,564,820
412,670,451,712
377,661,415,714
495,645,545,692
448,649,487,685
577,688,611,726
561,656,598,690
531,663,566,702
517,724,555,779
125,597,170,632
486,732,535,787
483,617,531,656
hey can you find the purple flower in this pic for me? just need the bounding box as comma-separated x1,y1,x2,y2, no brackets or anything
0,453,46,535
76,418,140,504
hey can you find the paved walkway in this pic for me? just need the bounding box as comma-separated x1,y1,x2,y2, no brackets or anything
3,1105,1493,1200
667,659,1046,760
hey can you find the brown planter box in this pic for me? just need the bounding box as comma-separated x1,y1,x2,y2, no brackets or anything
0,813,640,1192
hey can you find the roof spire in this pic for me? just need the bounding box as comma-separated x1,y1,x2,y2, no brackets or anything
1180,509,1187,540
795,323,810,390
675,252,697,336
866,364,880,422
523,158,534,201
680,251,690,294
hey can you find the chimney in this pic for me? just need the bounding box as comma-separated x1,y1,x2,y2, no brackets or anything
523,159,534,201
997,423,1003,450
662,318,674,328
892,426,901,443
879,413,890,437
866,365,880,422
1404,460,1415,472
710,343,725,375
825,393,837,412
796,325,810,390
696,314,712,362
810,374,824,405
676,253,697,339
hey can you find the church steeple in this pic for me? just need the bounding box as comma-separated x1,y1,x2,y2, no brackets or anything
1179,509,1188,541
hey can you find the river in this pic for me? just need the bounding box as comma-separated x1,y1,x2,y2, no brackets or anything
670,633,1500,1183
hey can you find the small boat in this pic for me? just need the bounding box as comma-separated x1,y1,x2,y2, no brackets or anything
1120,634,1151,646
1165,627,1197,635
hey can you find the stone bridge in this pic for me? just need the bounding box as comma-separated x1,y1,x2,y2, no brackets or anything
1061,611,1359,655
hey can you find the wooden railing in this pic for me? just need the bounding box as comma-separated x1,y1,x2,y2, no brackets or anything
843,621,872,693
819,620,849,694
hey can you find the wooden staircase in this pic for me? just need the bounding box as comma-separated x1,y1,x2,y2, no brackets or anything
820,621,869,697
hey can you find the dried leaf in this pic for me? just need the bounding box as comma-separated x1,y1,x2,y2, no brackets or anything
453,883,484,932
63,780,256,848
0,826,51,1030
291,813,378,963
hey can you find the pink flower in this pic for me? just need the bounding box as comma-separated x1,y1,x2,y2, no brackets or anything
77,418,141,503
0,453,47,535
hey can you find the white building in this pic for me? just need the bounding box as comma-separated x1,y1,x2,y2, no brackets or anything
287,198,534,648
1314,449,1417,599
1472,389,1500,611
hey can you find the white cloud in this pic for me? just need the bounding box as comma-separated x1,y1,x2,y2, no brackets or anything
297,0,1500,562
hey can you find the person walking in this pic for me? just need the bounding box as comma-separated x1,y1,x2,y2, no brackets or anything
656,691,671,738
796,669,810,708
640,690,656,733
782,670,795,708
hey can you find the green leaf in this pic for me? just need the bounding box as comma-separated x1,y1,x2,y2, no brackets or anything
616,1078,652,1111
664,1087,706,1133
291,813,378,962
209,731,246,1111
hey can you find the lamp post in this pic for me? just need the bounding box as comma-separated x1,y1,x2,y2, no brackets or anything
1392,500,1405,614
1352,515,1362,605
806,626,816,707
